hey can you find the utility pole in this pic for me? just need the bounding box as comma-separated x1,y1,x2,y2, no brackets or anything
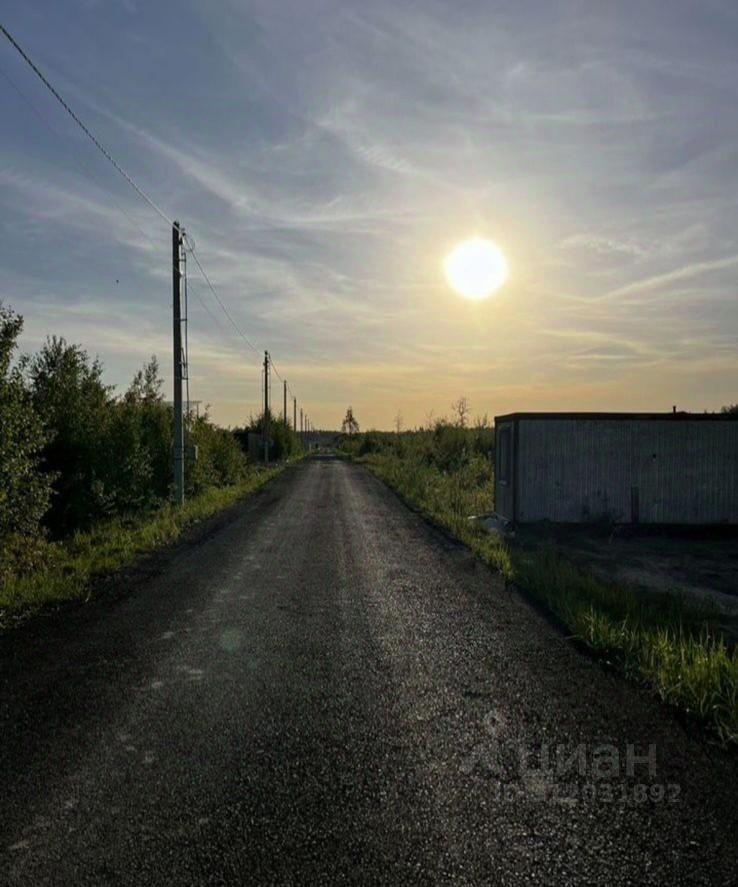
293,396,297,433
263,350,270,463
300,407,304,447
172,221,185,506
283,380,287,425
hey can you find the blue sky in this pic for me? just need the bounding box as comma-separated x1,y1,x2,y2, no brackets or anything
2,0,737,427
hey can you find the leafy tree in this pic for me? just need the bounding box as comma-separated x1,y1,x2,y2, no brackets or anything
27,337,114,534
111,356,172,510
721,404,738,414
0,303,52,543
342,406,360,435
126,355,164,403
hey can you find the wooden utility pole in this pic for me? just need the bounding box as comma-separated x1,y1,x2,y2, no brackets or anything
293,396,297,433
172,222,185,506
263,351,270,463
283,380,287,425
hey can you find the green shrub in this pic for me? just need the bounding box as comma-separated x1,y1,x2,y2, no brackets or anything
27,336,116,534
233,413,301,462
0,303,52,545
340,422,495,476
188,414,247,494
0,467,282,618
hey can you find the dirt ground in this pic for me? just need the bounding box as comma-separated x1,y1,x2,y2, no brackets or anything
517,525,738,643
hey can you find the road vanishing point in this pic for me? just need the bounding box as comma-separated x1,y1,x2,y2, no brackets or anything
1,457,736,885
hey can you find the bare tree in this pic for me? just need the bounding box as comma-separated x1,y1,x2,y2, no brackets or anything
341,406,360,435
394,411,404,434
424,409,435,430
451,396,470,428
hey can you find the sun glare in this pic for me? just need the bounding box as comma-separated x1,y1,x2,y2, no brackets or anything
443,237,508,301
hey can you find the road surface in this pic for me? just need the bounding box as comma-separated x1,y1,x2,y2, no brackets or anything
1,457,736,885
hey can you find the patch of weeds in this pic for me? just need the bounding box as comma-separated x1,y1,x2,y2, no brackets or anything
0,465,284,622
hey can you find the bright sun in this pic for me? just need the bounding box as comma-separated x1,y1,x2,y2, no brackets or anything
443,237,508,301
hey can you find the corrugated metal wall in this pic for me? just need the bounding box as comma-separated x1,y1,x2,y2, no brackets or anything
514,419,738,524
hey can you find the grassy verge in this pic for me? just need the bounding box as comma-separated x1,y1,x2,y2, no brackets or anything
0,464,286,623
362,451,738,746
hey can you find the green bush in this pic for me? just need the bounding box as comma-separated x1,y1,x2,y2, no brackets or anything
233,413,301,462
0,305,266,544
0,466,283,618
0,303,52,545
187,413,247,494
27,336,115,534
340,421,495,477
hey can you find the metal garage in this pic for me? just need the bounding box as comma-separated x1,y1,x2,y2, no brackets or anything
494,412,738,525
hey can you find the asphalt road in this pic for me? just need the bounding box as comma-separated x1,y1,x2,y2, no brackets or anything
1,457,736,885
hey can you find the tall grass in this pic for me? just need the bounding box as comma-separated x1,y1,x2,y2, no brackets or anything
361,444,738,745
0,465,284,623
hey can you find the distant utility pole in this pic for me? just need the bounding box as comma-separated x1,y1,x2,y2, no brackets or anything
300,407,304,445
293,396,297,432
263,350,270,463
283,380,287,425
172,221,185,506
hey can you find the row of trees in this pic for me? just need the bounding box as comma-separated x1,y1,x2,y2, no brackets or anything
0,302,249,550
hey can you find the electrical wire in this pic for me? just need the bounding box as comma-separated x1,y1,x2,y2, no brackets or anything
185,242,261,358
0,23,173,226
1,22,308,420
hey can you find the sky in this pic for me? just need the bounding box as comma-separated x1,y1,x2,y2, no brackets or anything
2,0,737,429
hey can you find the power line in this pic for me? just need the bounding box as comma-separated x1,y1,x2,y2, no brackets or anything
0,58,265,385
187,285,229,336
0,23,173,226
270,357,285,383
186,242,261,357
1,22,310,419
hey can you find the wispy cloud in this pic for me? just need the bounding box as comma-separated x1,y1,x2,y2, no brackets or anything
0,166,163,261
560,233,648,258
605,254,738,300
1,0,737,425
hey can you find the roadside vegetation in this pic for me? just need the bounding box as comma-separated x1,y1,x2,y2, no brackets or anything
0,301,298,621
340,407,738,746
0,470,281,625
